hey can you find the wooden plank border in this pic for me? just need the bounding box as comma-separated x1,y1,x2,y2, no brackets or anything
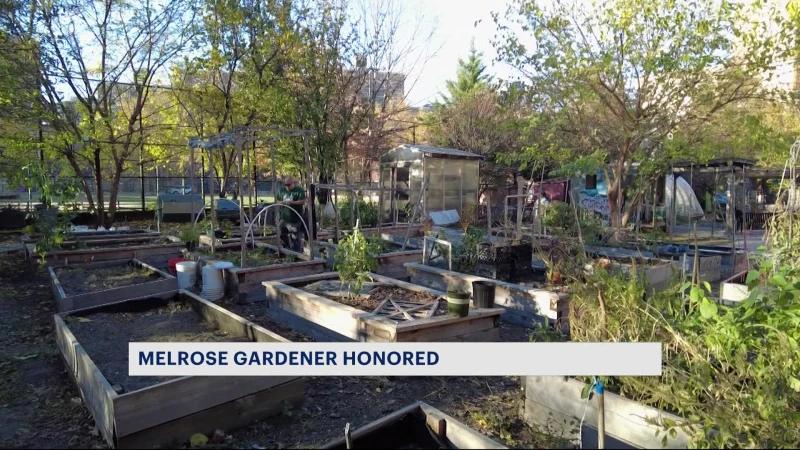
319,401,506,449
33,242,185,267
49,259,178,313
55,289,304,448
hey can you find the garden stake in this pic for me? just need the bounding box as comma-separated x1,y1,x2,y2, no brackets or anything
344,423,352,449
596,378,605,449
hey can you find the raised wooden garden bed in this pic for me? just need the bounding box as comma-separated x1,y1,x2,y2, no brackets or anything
262,272,504,342
314,238,422,279
199,233,279,248
320,401,506,449
27,240,185,268
55,290,304,449
184,242,327,303
404,262,565,328
523,376,690,449
21,229,161,245
583,246,681,295
49,259,177,313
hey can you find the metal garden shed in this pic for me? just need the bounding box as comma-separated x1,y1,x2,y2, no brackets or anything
379,144,484,223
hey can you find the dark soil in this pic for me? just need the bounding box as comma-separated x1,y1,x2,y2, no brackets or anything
0,254,106,449
65,300,249,393
218,297,316,342
199,248,288,268
0,250,569,449
55,264,161,296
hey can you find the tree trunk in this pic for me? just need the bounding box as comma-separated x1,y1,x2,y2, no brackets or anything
93,149,105,227
65,152,96,213
106,163,123,227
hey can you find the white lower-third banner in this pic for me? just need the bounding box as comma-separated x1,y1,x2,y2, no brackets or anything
129,342,662,377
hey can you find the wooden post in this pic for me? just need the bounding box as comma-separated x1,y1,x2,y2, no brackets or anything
516,176,524,241
333,180,340,242
237,139,246,268
271,140,282,253
486,192,492,236
402,176,427,251
189,146,196,226
377,183,384,239
303,135,315,258
208,148,216,255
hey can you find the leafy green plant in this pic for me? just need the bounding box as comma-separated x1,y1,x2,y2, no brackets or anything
334,223,381,294
337,199,379,229
568,260,800,448
453,226,484,272
17,164,82,266
179,225,201,243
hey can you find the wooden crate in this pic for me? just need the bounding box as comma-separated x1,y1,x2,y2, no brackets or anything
28,241,185,267
55,290,304,449
319,401,506,449
49,259,178,313
262,272,504,342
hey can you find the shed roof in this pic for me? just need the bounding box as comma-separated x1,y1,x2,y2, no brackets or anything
381,144,485,162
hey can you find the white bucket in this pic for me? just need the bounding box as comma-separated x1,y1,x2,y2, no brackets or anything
175,261,197,290
201,265,225,302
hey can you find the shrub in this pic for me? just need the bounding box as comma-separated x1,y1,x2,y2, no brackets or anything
568,262,800,448
337,198,379,229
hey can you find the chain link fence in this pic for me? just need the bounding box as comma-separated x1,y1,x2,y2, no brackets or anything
0,175,282,211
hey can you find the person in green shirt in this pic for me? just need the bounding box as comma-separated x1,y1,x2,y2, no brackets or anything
276,176,307,252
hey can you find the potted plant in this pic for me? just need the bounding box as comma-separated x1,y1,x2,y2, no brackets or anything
179,225,201,251
446,280,471,317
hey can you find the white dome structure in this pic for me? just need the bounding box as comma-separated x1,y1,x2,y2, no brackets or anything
664,175,704,219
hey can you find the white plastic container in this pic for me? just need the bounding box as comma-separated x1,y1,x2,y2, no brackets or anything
175,261,198,290
201,265,225,302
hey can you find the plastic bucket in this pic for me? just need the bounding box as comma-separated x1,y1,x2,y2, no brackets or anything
446,291,470,317
175,261,197,290
168,257,187,276
472,281,496,309
201,265,226,302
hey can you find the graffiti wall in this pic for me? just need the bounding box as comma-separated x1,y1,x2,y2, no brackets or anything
579,194,610,216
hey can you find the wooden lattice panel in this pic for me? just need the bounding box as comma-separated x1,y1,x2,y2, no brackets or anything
371,296,443,322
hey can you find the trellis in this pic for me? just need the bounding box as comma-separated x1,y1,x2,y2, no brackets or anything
188,126,315,267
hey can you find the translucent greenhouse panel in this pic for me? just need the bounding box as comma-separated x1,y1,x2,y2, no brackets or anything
462,160,481,214
444,160,463,212
425,158,445,212
408,161,423,218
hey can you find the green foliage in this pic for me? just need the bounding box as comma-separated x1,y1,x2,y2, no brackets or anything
568,260,800,448
541,202,602,244
439,41,493,105
453,226,485,273
334,224,380,295
491,0,796,229
337,199,379,229
178,225,201,243
16,164,82,266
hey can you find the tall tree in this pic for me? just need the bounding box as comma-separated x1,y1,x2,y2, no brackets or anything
440,41,492,105
32,0,199,226
492,0,795,235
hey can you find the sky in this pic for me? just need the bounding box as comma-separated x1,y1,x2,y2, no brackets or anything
395,0,519,106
